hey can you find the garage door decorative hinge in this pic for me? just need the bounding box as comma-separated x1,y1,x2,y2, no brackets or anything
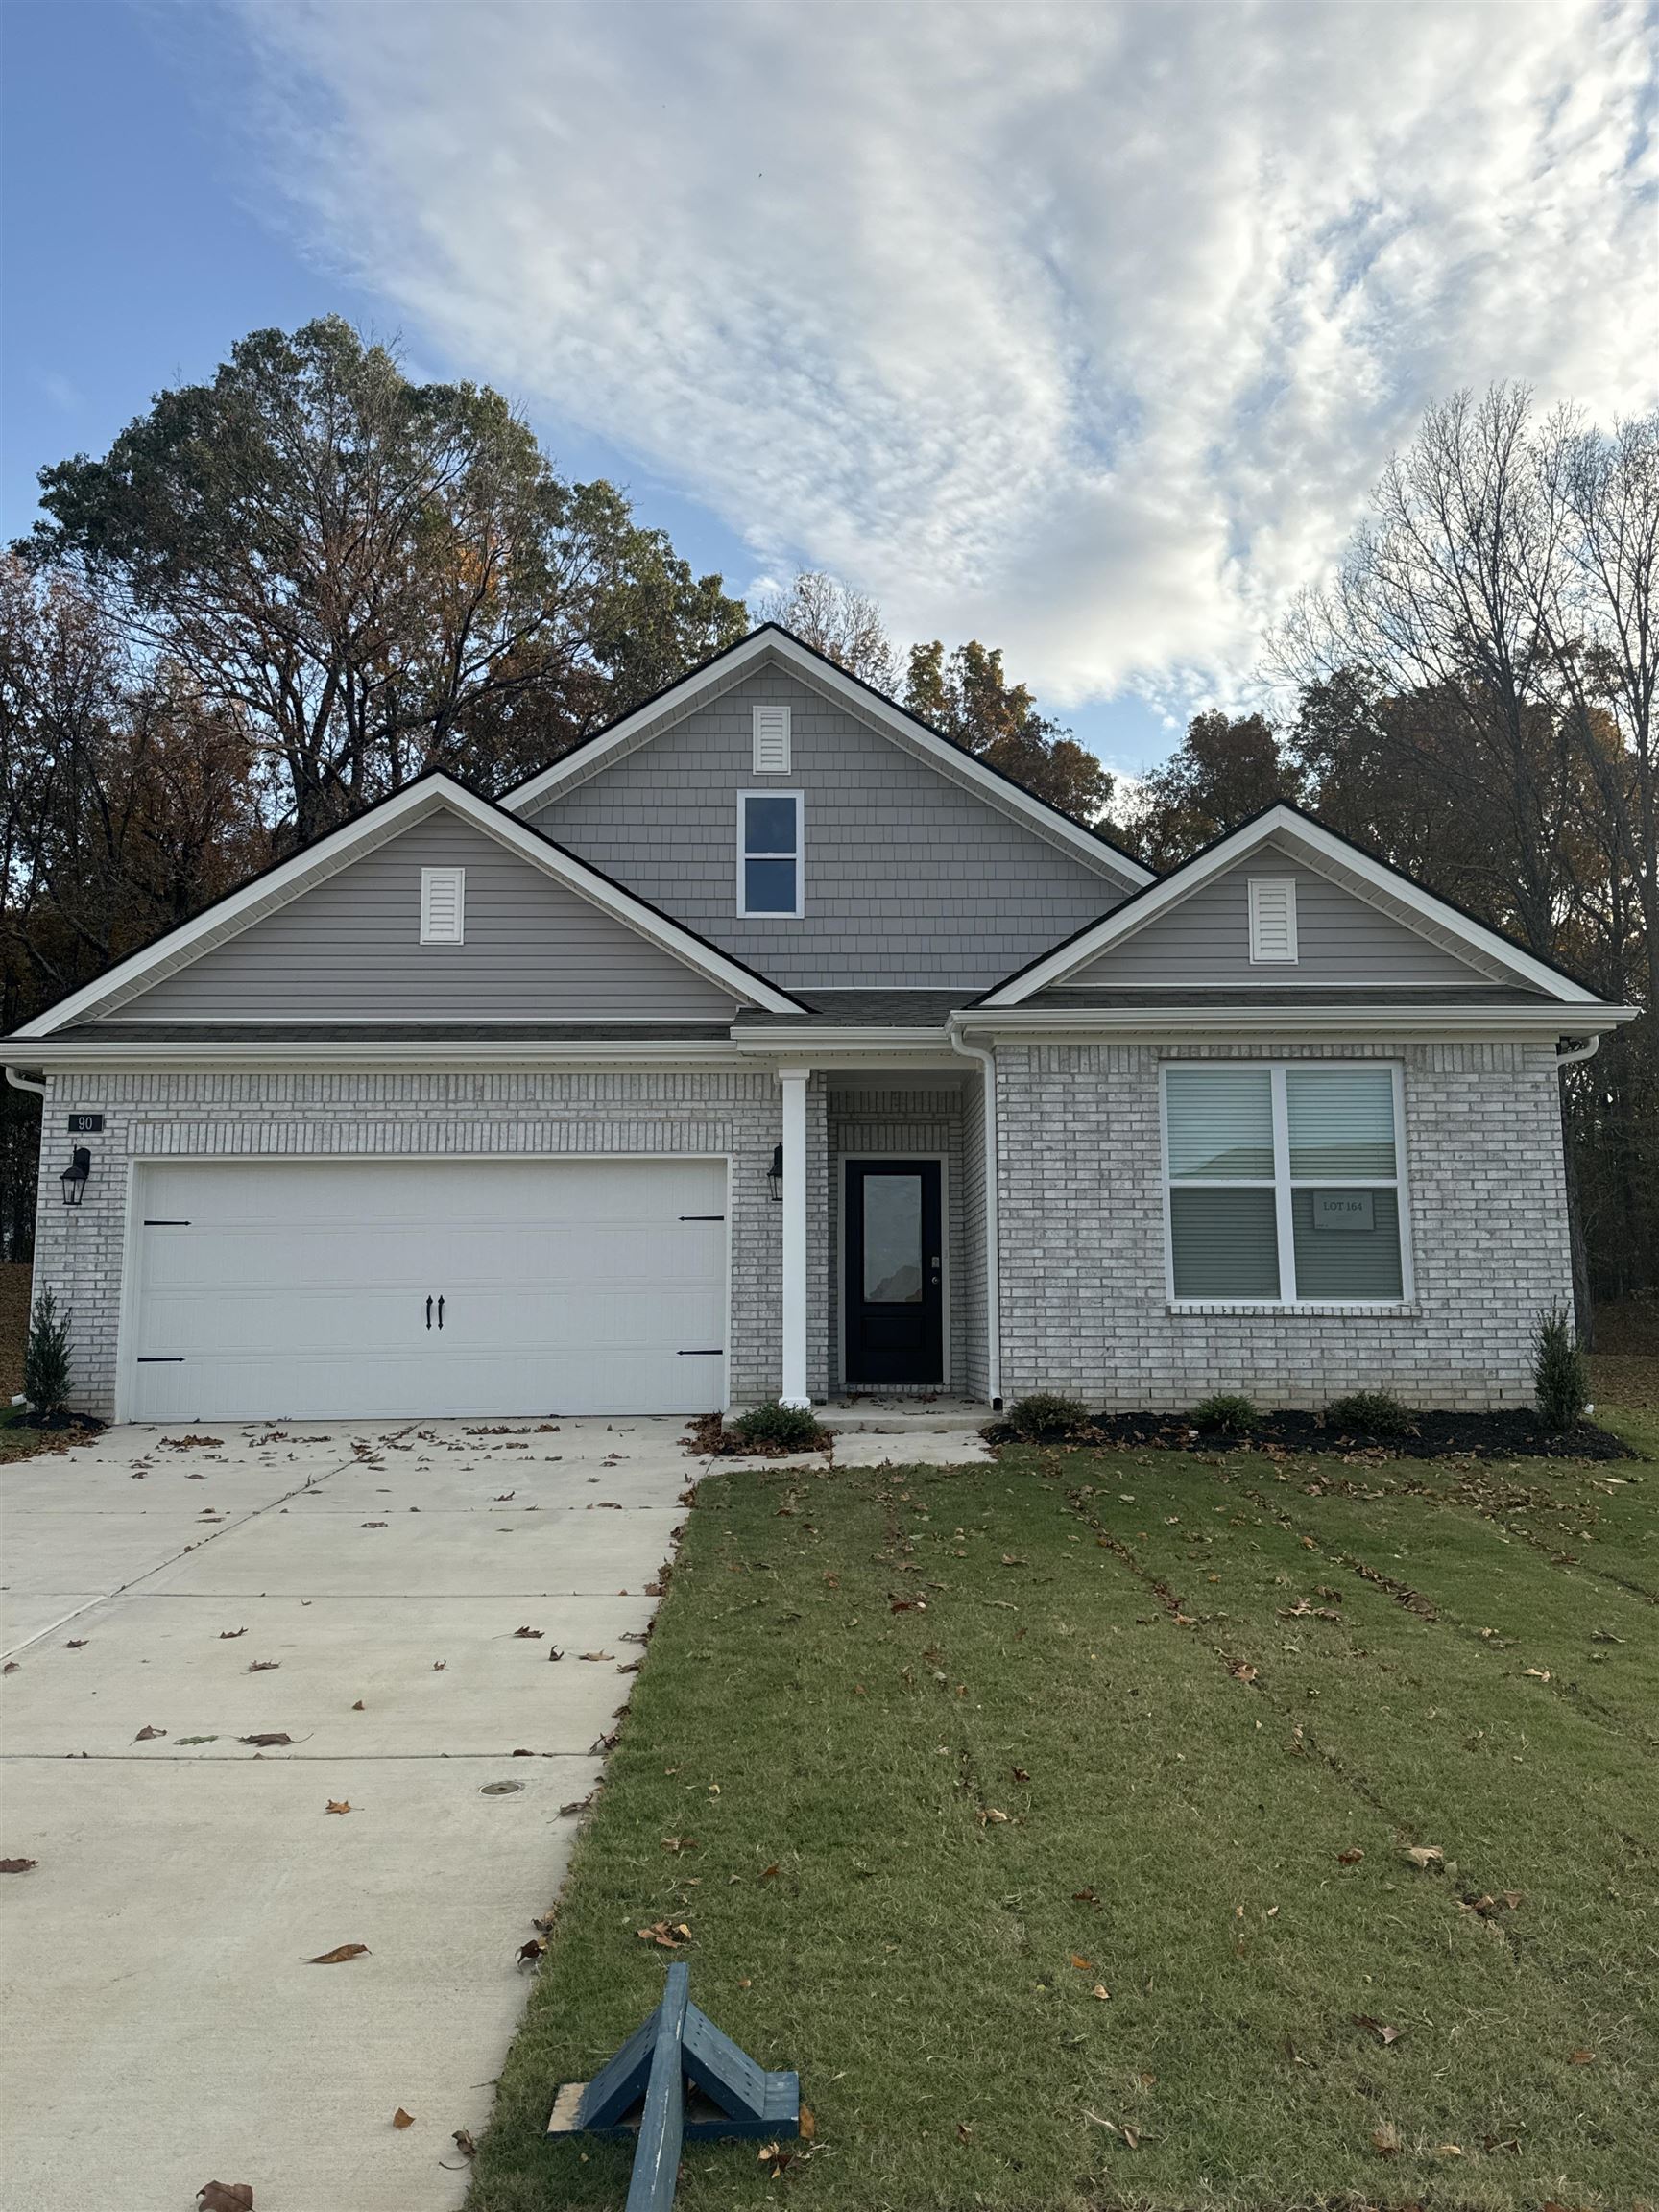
677,1349,724,1358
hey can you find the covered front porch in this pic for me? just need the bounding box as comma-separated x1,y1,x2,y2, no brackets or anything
765,1059,993,1410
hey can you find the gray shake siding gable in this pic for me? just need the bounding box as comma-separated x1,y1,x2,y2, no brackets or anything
524,669,1137,989
108,815,739,1023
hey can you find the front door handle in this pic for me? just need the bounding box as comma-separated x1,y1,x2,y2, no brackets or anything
437,1295,445,1330
425,1295,433,1331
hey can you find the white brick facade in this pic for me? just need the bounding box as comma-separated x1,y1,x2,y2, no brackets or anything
992,1038,1572,1410
30,1068,830,1420
29,1041,1570,1421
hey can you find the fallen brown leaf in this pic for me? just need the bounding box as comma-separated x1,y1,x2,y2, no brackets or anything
134,1725,167,1742
1569,2048,1596,2064
1372,2120,1403,2156
325,1801,352,1815
760,1863,781,1882
661,1836,696,1853
451,2128,477,2157
1,1857,37,1874
196,2186,253,2212
65,1638,88,1648
1070,1954,1093,1971
798,2104,815,2141
219,1628,247,1640
1403,1845,1445,1870
636,1920,691,1949
578,1651,613,1662
392,2107,415,2129
1337,1847,1365,1865
955,2121,973,2142
514,1626,543,1639
517,1936,547,1966
351,1699,365,1711
758,2140,793,2177
1090,1984,1110,2001
248,1660,279,1673
307,1943,370,1964
240,1733,292,1747
1072,1887,1099,1904
1353,2014,1403,2045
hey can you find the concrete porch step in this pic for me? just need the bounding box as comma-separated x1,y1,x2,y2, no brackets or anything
816,1398,989,1434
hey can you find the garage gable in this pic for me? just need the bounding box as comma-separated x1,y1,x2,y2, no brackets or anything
108,812,743,1022
14,777,804,1036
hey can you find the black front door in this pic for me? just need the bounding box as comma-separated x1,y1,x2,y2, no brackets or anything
844,1161,944,1386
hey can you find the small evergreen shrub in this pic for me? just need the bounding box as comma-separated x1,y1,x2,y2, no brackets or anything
23,1288,72,1420
729,1401,825,1451
1006,1392,1093,1439
1325,1388,1413,1435
1190,1391,1259,1432
1532,1307,1589,1431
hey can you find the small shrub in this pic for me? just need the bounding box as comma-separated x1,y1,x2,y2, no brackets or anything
1326,1388,1413,1435
1006,1392,1093,1439
729,1401,825,1451
1190,1391,1258,1432
23,1287,73,1420
1533,1307,1589,1431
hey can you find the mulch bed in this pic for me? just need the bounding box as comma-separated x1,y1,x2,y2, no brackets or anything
987,1407,1636,1460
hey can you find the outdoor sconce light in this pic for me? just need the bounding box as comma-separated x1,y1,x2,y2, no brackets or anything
766,1143,783,1202
60,1145,91,1207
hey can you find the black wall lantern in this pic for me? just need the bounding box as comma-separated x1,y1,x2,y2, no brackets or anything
60,1145,91,1207
766,1143,783,1202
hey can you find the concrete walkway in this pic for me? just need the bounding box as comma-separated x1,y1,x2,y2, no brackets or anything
0,1416,699,2212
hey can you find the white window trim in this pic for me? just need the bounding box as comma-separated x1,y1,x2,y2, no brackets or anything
736,790,804,919
1248,876,1299,963
752,703,791,774
1160,1060,1413,1310
419,865,466,945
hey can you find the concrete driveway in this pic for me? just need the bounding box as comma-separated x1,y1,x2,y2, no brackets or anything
0,1415,697,2212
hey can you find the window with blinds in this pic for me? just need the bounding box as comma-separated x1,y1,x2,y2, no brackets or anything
752,704,791,773
1248,877,1299,962
419,866,466,944
1164,1061,1407,1303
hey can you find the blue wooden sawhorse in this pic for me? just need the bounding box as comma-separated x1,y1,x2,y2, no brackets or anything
547,1962,800,2211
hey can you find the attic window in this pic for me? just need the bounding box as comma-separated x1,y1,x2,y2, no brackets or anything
752,704,791,773
420,866,466,945
1248,878,1298,963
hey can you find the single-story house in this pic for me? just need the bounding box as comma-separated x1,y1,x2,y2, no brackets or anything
3,626,1632,1422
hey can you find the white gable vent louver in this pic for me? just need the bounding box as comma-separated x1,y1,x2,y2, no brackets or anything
1248,877,1298,963
752,704,791,773
420,865,466,944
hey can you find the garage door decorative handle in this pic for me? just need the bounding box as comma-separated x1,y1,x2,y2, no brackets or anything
437,1296,445,1330
426,1296,433,1331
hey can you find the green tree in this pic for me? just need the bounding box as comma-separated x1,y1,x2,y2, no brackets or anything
1133,708,1301,869
21,319,746,839
903,639,1112,823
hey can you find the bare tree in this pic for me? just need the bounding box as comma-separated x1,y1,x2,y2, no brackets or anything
751,570,899,693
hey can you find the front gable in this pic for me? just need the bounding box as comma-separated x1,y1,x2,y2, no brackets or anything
509,633,1149,992
981,805,1600,1008
1062,836,1496,988
16,778,803,1040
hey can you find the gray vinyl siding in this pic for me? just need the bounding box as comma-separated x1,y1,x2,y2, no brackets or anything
107,815,739,1023
1064,846,1490,987
526,670,1136,990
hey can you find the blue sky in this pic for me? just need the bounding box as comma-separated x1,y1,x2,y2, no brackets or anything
4,2,1654,781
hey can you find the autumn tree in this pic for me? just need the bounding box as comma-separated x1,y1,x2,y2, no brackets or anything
903,639,1113,823
1131,709,1301,869
21,319,747,840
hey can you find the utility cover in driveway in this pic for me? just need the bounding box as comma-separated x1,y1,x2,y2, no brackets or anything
127,1157,728,1419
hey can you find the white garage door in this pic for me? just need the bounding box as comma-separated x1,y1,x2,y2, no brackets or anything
125,1158,729,1421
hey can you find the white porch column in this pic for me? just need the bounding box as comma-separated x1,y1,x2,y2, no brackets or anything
777,1065,810,1407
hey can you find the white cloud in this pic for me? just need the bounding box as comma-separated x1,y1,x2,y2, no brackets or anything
240,0,1657,720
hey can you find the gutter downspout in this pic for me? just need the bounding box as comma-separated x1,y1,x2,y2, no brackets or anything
1555,1035,1600,1069
5,1067,47,1098
947,1022,1002,1408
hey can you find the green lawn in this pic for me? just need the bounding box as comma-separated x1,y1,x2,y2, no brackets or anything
476,1415,1658,2210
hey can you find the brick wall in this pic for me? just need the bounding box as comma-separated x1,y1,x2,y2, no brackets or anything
30,1068,830,1420
993,1039,1572,1410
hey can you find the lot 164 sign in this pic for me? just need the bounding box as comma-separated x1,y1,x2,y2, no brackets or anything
1312,1191,1373,1233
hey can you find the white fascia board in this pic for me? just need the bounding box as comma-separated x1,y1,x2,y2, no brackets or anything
8,1037,752,1071
504,630,1155,890
952,1002,1637,1041
979,805,1600,1006
728,1027,962,1056
15,776,804,1037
